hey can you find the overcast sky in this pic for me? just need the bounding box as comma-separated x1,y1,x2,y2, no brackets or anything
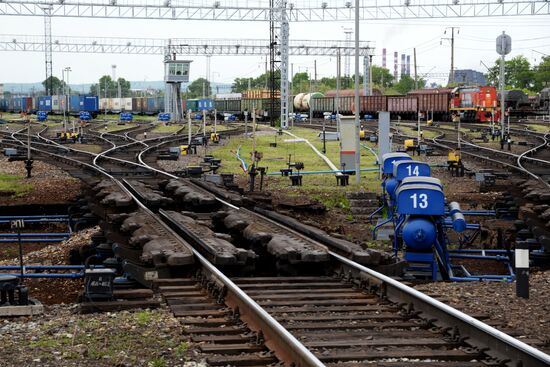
1,11,550,89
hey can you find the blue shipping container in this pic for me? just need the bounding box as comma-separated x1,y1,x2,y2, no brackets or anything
13,98,23,112
82,96,99,112
146,97,160,114
38,96,53,112
69,96,81,113
186,99,199,112
198,99,214,111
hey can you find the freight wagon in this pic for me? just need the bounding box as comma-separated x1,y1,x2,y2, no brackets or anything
408,88,451,121
387,97,418,119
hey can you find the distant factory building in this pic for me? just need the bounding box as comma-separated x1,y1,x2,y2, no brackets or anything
452,69,486,85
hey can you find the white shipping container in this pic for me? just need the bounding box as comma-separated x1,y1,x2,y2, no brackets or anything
112,98,121,112
51,95,60,112
99,98,109,111
122,98,132,112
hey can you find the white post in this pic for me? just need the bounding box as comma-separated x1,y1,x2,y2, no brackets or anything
202,109,206,139
353,0,360,184
336,49,341,136
245,110,249,137
458,114,461,150
499,32,506,141
253,104,257,157
62,69,66,132
491,109,495,136
214,108,217,134
187,109,192,146
417,111,421,143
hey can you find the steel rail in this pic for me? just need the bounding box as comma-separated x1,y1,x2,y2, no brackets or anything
332,251,550,367
517,132,550,188
3,123,323,367
6,123,550,366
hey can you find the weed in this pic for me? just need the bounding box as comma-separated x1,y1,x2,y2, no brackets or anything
29,338,61,349
0,174,33,197
175,341,190,358
0,247,19,257
135,310,152,326
148,356,166,367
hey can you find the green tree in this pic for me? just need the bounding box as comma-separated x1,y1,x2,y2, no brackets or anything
291,72,310,93
42,76,66,95
486,56,535,90
90,75,132,97
394,75,425,94
534,56,550,92
187,78,211,98
231,77,254,93
371,66,394,88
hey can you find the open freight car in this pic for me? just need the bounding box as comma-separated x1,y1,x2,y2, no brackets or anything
408,88,452,121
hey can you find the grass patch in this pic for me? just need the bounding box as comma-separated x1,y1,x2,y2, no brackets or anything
210,126,381,195
396,125,438,139
175,341,190,358
96,114,158,122
311,191,350,209
0,247,19,258
527,124,550,133
151,123,184,133
148,357,166,367
135,310,153,326
0,174,33,197
27,310,183,364
96,122,139,133
75,144,104,154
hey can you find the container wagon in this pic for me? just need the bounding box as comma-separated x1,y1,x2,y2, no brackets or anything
146,97,163,115
198,99,214,111
132,97,145,114
186,99,199,112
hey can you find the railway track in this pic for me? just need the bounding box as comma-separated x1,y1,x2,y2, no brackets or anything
1,124,549,366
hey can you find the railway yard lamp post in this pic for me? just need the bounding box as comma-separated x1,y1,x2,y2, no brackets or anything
496,31,511,142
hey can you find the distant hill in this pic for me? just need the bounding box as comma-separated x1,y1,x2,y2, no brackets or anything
2,81,233,95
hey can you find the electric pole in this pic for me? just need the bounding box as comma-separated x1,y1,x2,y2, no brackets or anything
414,48,418,90
441,27,459,85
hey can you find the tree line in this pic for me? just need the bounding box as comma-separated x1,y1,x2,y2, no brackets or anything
485,55,550,94
28,53,548,100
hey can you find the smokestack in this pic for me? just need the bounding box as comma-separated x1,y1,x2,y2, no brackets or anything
401,54,406,78
406,55,411,76
394,52,398,80
382,48,387,68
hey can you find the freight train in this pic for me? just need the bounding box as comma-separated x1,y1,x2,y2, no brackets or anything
214,87,501,122
1,86,548,122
